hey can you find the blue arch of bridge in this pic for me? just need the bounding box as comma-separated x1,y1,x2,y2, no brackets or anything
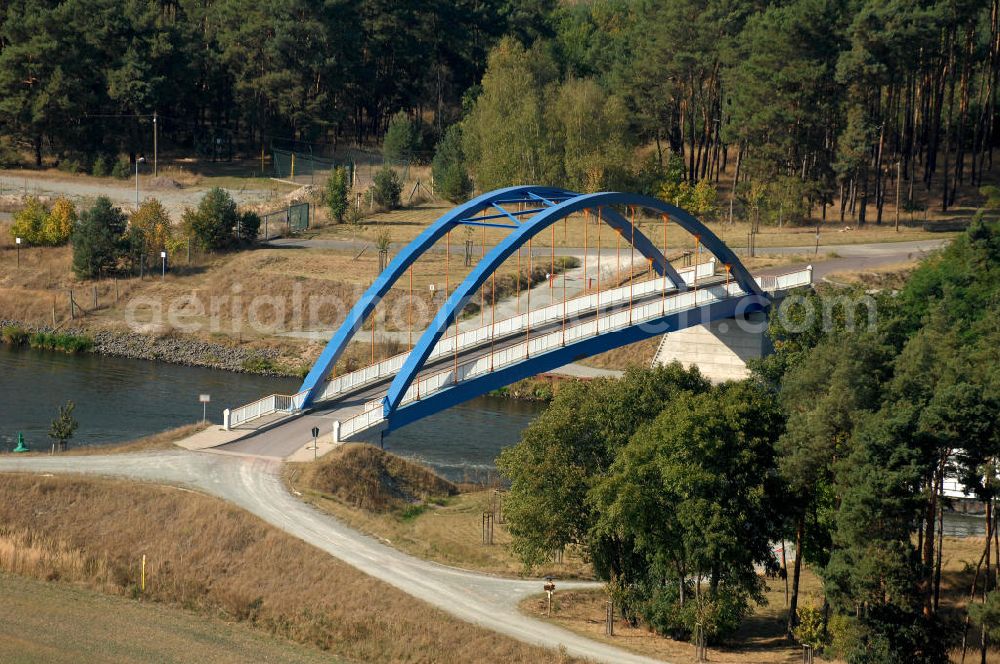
382,191,763,415
298,186,683,407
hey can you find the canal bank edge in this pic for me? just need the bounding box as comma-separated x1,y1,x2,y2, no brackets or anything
0,318,293,377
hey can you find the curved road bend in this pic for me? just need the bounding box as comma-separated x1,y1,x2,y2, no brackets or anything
0,451,666,664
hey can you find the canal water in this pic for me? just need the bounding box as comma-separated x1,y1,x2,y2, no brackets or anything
0,345,544,480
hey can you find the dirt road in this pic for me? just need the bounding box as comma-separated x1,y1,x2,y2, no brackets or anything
0,450,667,664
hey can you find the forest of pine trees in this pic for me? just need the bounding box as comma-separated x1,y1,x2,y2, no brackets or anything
0,0,997,223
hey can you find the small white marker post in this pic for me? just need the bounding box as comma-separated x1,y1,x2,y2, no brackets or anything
544,577,556,616
15,237,21,268
199,394,210,423
160,250,167,280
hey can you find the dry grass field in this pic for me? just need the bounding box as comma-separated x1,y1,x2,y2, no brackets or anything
285,443,594,579
0,571,344,664
0,472,580,663
314,198,958,252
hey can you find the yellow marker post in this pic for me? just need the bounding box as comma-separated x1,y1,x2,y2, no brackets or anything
141,554,146,592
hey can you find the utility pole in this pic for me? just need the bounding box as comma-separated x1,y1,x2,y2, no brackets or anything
895,160,901,232
153,113,158,177
135,156,145,207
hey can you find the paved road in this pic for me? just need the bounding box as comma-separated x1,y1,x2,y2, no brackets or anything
272,235,947,290
0,451,666,664
269,234,949,259
753,238,947,282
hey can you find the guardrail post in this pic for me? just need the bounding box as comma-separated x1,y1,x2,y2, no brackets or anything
806,264,814,284
223,408,231,430
333,420,341,444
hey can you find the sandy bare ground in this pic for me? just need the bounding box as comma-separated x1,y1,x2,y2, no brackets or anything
0,170,286,216
0,450,668,664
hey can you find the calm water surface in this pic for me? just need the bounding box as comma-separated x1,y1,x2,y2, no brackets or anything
0,346,543,479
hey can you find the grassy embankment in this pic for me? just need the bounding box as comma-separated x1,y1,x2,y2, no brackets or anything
0,423,206,457
0,571,344,664
0,471,579,664
285,443,593,579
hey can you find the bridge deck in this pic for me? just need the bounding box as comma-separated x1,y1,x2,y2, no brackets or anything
219,274,732,458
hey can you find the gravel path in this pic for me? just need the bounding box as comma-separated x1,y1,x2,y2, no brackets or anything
0,451,666,663
0,171,283,216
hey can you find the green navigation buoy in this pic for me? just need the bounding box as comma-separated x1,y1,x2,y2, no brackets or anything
13,432,28,453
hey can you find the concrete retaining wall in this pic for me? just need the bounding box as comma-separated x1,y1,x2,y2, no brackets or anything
651,311,771,382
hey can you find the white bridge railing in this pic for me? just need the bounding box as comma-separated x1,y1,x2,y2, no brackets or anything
224,390,308,430
755,265,813,292
227,263,813,432
315,259,717,404
339,281,754,440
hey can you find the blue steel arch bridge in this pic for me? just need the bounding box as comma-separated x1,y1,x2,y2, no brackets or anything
219,186,812,456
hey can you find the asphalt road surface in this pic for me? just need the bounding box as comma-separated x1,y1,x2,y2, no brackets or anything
0,451,667,664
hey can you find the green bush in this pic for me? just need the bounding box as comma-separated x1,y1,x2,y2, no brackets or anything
371,167,402,209
323,166,351,223
110,158,131,180
827,613,862,659
382,111,420,163
183,187,240,251
91,155,110,177
397,504,428,522
58,158,82,174
28,331,93,353
237,210,261,244
241,356,276,373
1,325,29,346
793,603,830,652
432,124,472,203
71,196,128,278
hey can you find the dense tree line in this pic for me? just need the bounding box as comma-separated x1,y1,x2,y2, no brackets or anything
3,0,996,224
499,213,1000,660
458,0,1000,221
0,0,551,164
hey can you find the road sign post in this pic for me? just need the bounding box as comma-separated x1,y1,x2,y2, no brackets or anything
311,425,320,461
544,577,556,616
199,394,210,422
